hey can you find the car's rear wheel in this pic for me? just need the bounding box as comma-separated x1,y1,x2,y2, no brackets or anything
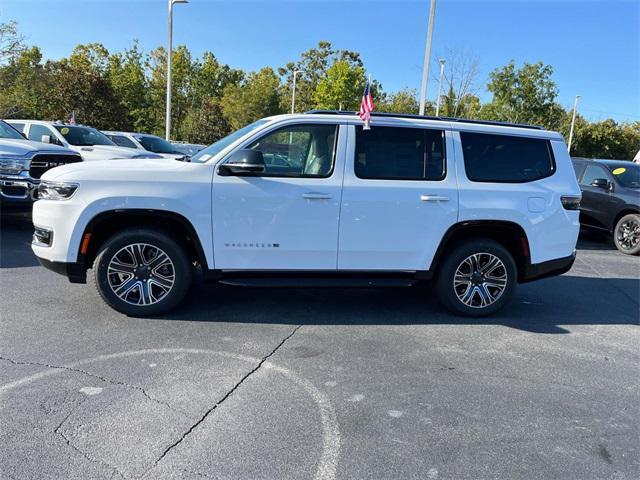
92,228,192,315
436,239,517,317
613,214,640,255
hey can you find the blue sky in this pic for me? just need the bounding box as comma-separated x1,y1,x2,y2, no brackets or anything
2,0,639,122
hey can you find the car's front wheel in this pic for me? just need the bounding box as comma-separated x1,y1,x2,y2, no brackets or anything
436,239,517,317
613,213,640,255
92,228,192,315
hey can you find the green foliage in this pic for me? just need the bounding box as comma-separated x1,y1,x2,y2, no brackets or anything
377,88,421,114
221,67,283,130
485,61,559,128
314,60,366,110
0,21,637,158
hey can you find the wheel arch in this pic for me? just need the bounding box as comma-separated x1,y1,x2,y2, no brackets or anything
78,209,209,270
611,208,640,232
430,220,531,282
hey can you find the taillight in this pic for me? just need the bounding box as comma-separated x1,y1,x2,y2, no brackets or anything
561,195,581,210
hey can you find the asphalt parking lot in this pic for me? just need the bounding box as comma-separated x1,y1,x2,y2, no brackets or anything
1,210,638,480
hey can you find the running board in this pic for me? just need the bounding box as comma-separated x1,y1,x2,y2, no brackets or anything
218,277,417,288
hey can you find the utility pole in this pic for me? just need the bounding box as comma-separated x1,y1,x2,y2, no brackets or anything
436,58,445,116
291,70,302,114
568,95,580,153
419,0,437,116
166,0,188,141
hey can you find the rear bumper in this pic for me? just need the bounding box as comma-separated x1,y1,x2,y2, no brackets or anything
37,257,87,284
521,252,576,283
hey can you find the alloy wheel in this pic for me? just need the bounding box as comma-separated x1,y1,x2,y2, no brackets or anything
453,252,508,308
107,243,175,306
616,218,640,251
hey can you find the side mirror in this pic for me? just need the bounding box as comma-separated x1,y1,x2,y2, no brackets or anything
40,134,52,144
218,149,265,176
590,178,611,190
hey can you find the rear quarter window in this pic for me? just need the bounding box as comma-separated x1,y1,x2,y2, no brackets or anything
460,132,556,183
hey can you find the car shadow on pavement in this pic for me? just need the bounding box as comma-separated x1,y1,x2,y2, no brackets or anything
0,208,40,268
154,273,639,334
576,229,617,252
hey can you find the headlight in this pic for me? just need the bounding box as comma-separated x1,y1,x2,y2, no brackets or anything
37,181,79,200
0,157,30,175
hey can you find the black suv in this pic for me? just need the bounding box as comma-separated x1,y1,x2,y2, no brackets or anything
572,158,640,255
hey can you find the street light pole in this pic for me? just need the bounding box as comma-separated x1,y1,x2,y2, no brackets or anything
419,0,437,116
435,58,445,116
166,0,188,141
291,70,302,114
568,94,580,153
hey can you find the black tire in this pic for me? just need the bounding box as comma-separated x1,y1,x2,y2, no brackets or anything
613,214,640,255
92,227,192,316
436,239,517,317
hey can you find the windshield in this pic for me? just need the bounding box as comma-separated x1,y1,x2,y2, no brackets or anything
136,135,179,154
54,125,115,146
190,119,271,163
608,164,640,189
0,121,24,140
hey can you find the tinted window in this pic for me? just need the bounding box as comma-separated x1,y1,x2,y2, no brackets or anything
28,124,57,143
355,126,445,180
461,132,555,183
6,122,25,134
572,162,586,180
580,164,609,186
136,135,178,154
247,124,337,177
54,125,115,146
607,163,640,189
0,121,24,139
108,135,137,149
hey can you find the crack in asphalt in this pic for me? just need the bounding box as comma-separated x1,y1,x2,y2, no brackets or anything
53,398,127,479
147,324,303,474
0,355,184,415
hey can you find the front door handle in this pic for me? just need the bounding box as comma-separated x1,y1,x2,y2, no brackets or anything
420,194,449,202
303,192,332,200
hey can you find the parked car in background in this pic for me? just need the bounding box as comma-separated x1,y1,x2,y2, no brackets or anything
6,120,161,162
103,131,189,161
170,142,206,156
0,120,82,207
572,158,640,255
32,111,581,317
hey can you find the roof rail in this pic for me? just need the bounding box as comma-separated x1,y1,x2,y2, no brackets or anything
304,110,543,130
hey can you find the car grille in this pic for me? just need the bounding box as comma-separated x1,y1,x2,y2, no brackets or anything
29,154,82,179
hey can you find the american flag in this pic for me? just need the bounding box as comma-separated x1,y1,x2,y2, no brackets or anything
358,79,374,128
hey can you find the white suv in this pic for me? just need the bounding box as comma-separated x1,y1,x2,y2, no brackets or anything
31,111,581,317
7,120,158,162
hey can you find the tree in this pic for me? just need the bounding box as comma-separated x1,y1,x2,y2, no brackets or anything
279,41,365,112
313,60,367,110
376,87,420,114
221,67,283,130
0,21,25,64
571,119,640,160
178,98,230,144
107,42,150,131
485,61,560,128
433,49,480,118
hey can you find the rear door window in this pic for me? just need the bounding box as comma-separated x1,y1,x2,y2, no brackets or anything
355,126,445,180
460,132,555,183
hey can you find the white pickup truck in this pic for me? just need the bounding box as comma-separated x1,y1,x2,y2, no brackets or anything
0,120,82,206
31,111,582,317
6,120,160,162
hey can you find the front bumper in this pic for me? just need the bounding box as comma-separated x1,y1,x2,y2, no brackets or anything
37,257,87,283
521,252,576,283
0,174,39,204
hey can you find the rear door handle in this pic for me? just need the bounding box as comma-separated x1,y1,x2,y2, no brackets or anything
420,194,449,202
303,192,332,200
